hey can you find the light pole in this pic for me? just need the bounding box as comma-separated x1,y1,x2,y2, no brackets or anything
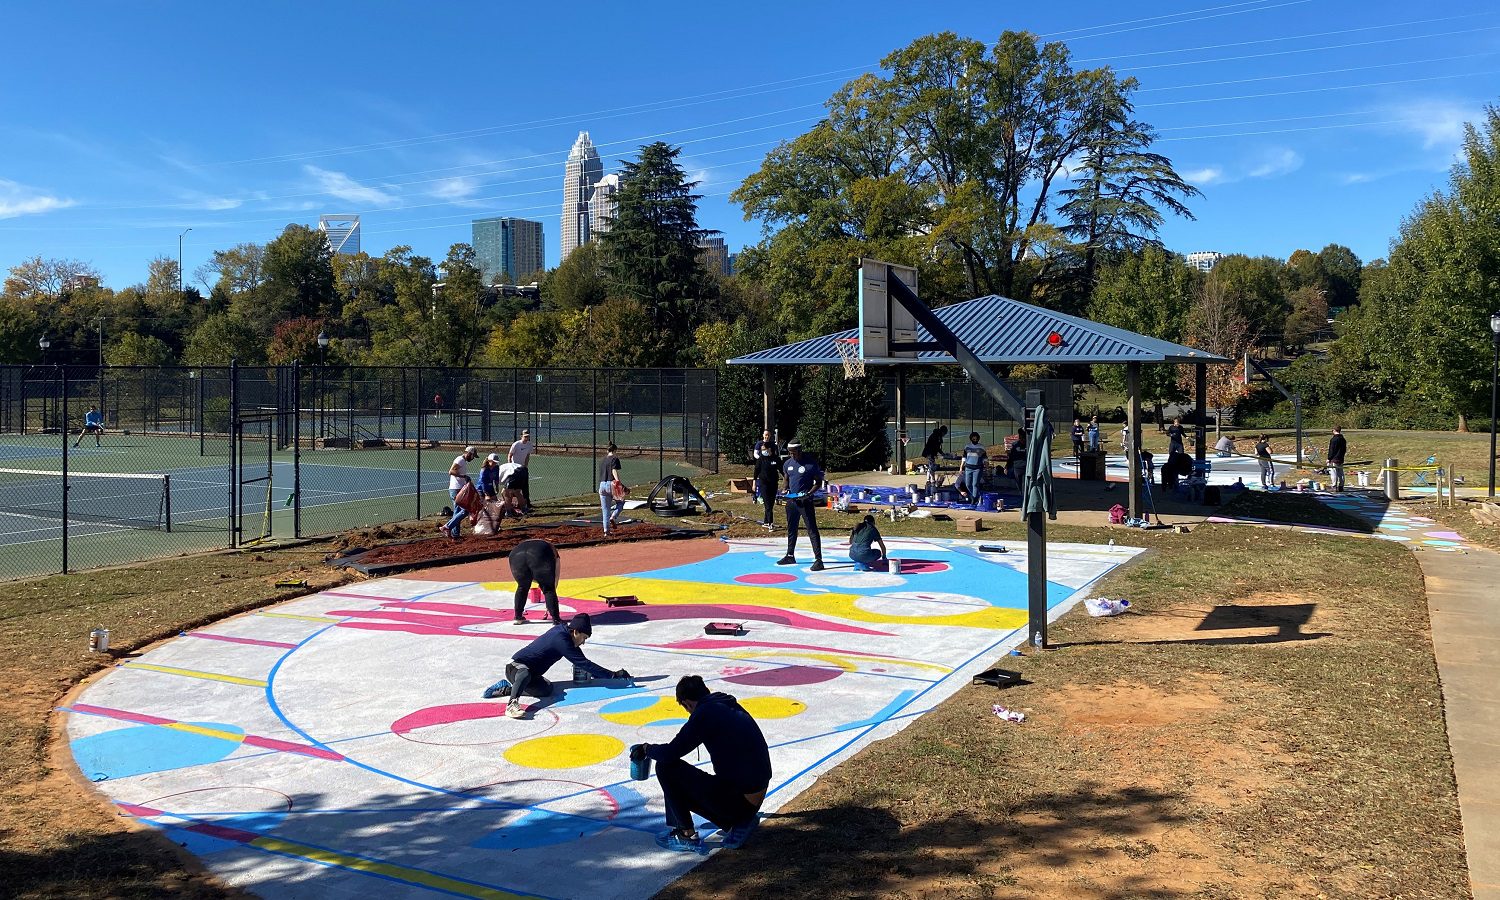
178,227,193,301
316,331,330,438
1489,311,1500,499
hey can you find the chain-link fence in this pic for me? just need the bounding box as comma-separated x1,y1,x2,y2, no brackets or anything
0,364,718,580
883,375,1074,449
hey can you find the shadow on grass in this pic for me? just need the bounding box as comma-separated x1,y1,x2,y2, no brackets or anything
1055,602,1333,649
657,785,1190,899
1219,488,1386,533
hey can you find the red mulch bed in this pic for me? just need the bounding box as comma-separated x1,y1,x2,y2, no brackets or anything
334,522,685,575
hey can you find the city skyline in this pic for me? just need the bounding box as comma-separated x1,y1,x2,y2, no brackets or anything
3,2,1498,288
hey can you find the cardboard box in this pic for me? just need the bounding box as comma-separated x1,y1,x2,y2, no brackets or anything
957,516,984,533
728,478,754,493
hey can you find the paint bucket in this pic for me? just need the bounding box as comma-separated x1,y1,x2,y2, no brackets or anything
887,557,901,574
630,744,652,781
979,493,999,512
88,627,109,653
528,587,543,604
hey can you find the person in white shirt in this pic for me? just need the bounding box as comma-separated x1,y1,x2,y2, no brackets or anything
508,431,536,511
448,446,477,498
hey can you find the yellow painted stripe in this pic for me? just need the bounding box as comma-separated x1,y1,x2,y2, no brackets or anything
165,722,246,742
729,649,953,674
255,611,339,623
120,662,268,687
249,836,539,899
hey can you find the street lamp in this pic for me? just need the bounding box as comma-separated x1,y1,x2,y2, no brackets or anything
316,330,330,366
178,227,193,301
1489,310,1500,499
38,334,50,357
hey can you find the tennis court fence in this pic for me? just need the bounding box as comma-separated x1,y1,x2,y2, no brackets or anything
0,363,718,580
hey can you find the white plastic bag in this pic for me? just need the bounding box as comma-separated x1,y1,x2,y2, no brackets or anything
1084,597,1131,617
473,501,502,536
992,704,1026,723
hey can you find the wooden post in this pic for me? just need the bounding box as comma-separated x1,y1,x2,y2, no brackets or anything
1195,363,1207,464
761,367,775,442
895,366,907,476
1127,362,1142,521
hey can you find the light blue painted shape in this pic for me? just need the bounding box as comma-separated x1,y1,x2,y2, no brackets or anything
832,689,920,733
473,809,607,849
71,722,245,781
551,684,647,708
598,695,658,714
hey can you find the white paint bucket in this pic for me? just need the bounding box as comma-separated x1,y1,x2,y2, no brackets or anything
89,627,110,653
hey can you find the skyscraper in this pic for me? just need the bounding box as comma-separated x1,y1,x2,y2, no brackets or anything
472,217,545,283
1186,251,1224,272
319,215,361,255
588,173,621,241
561,132,602,261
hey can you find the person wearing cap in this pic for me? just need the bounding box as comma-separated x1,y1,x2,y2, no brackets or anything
642,675,772,853
481,613,630,718
508,430,537,511
478,452,502,500
777,439,825,571
443,446,480,539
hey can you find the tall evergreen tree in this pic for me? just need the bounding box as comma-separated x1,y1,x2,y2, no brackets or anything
598,142,718,361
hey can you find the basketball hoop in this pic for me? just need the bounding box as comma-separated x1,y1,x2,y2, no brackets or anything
834,336,865,379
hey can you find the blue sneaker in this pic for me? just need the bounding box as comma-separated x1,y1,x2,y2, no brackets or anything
481,679,510,699
721,816,759,849
654,830,706,854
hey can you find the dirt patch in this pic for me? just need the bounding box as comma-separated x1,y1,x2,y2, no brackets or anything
335,521,682,573
1083,592,1341,646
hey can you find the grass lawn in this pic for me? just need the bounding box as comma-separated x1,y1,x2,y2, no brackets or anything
0,489,1471,899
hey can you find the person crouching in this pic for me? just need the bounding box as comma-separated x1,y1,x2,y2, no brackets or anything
481,613,629,718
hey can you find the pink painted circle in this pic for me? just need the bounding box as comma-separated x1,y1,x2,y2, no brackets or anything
724,665,842,687
735,572,798,585
391,702,559,746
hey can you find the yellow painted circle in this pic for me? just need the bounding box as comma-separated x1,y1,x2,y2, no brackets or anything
600,696,682,727
502,734,626,769
739,696,807,719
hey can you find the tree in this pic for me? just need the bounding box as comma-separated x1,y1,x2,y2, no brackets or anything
261,224,337,328
1179,273,1252,434
598,142,719,360
431,243,490,367
1211,254,1287,344
1315,243,1362,310
795,368,890,470
183,313,265,365
574,297,672,368
266,317,327,366
481,311,570,368
1088,246,1198,424
539,241,608,311
1282,286,1329,349
3,256,99,304
105,332,174,366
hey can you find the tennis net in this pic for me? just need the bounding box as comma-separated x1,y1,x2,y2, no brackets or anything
0,468,171,530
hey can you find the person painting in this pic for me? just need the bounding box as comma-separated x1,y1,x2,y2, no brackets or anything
753,440,780,528
1326,426,1348,492
643,675,771,853
508,430,536,511
506,538,563,625
1255,434,1275,488
776,439,824,571
74,405,104,448
1070,419,1085,458
848,514,889,572
1214,433,1236,458
960,431,987,502
920,425,949,484
598,443,624,534
481,613,629,718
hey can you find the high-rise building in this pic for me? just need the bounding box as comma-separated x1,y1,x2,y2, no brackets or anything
319,215,361,255
696,236,730,276
561,132,603,261
1186,251,1224,272
472,217,545,283
588,173,621,241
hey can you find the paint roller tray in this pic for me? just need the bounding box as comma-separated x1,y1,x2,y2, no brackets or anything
973,667,1022,687
704,622,745,635
602,595,643,607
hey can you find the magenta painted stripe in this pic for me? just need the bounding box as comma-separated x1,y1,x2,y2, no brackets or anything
71,702,171,726
241,734,344,761
185,631,298,649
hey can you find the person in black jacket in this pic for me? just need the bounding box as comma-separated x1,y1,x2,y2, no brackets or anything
1326,426,1348,492
644,676,772,853
920,425,949,486
753,443,780,527
481,613,629,718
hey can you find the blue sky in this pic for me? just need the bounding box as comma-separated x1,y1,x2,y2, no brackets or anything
2,0,1498,290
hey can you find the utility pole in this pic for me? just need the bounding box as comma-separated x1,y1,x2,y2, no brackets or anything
178,227,193,302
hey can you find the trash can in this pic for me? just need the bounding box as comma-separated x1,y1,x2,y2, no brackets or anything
1385,458,1400,501
1079,451,1107,481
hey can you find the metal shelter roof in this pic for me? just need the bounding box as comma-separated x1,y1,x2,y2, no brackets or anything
727,294,1230,367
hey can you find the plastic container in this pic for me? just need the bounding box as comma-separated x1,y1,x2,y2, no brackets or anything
979,492,999,512
886,557,901,574
88,627,110,653
630,744,652,781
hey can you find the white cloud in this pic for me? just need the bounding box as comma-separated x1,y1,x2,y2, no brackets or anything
302,165,397,206
431,176,481,201
1182,166,1224,186
0,178,73,219
1387,99,1475,152
1248,148,1302,179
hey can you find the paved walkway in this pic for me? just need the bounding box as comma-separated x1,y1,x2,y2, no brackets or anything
1417,545,1500,899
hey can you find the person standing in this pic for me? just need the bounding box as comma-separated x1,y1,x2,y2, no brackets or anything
751,429,774,462
848,514,889,571
506,538,563,625
1070,419,1085,459
920,425,948,486
432,392,444,421
1255,434,1275,488
753,442,780,528
776,440,824,571
1086,416,1101,452
598,443,624,534
480,614,629,718
1326,427,1348,492
960,432,987,502
643,675,771,853
1166,417,1186,455
73,405,104,448
443,446,478,539
1119,424,1132,456
508,430,536,511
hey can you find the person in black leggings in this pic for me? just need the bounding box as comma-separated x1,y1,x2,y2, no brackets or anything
509,539,562,625
753,442,780,527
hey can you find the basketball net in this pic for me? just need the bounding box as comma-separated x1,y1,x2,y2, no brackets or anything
835,337,865,379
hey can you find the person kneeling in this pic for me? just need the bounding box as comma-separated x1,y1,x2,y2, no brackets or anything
643,675,772,854
481,613,629,718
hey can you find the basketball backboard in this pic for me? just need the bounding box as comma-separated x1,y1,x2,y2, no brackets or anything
858,259,919,361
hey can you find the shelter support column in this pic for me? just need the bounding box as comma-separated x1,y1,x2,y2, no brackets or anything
1127,362,1142,520
1195,363,1207,464
761,367,775,441
895,366,907,476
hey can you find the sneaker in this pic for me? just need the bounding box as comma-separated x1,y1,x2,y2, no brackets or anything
775,556,796,566
721,816,760,849
482,679,511,699
654,830,706,854
809,560,825,572
512,617,527,625
505,701,526,719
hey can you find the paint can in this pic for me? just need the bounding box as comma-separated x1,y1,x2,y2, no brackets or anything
979,493,999,512
528,587,543,604
630,743,652,781
573,665,594,682
88,627,109,654
887,557,901,574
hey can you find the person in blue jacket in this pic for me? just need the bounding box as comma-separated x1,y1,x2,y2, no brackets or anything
643,675,772,853
776,440,824,570
481,613,629,718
